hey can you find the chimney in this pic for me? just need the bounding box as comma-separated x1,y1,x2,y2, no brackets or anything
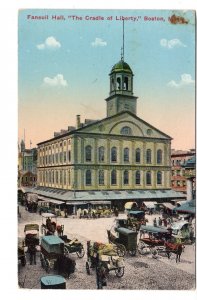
76,115,81,129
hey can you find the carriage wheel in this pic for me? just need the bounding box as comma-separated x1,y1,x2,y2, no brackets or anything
76,246,85,258
64,246,69,256
116,243,126,257
45,259,50,273
86,261,91,275
137,241,147,255
128,249,137,256
115,267,124,278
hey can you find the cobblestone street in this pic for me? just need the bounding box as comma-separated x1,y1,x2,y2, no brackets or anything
18,205,195,290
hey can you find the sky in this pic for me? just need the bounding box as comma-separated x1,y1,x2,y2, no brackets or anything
18,9,195,150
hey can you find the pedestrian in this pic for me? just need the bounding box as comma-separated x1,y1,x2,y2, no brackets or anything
28,244,37,265
158,217,162,226
153,218,157,227
163,218,167,227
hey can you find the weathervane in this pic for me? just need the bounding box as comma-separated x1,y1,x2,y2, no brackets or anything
121,20,125,61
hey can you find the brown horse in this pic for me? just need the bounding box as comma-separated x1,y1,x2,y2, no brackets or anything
165,241,184,263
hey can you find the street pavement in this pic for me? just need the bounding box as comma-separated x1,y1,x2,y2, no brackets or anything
18,205,196,289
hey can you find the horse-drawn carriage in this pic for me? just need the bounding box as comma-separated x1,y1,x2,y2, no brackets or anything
41,213,58,235
138,225,172,257
40,235,76,278
24,224,40,246
126,210,147,231
60,235,85,258
86,241,125,281
107,227,138,256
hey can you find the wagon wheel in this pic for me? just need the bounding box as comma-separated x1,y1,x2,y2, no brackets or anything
86,261,91,275
137,241,148,255
128,249,137,256
115,243,126,257
45,259,50,273
64,246,69,256
76,246,85,258
115,267,124,278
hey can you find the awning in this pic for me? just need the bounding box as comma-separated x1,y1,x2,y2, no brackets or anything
66,201,88,206
124,201,137,209
89,201,111,205
162,202,175,210
143,201,157,209
38,196,65,205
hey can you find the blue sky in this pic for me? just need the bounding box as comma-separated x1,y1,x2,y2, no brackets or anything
18,9,195,150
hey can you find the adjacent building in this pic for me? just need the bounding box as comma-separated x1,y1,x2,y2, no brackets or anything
171,149,195,195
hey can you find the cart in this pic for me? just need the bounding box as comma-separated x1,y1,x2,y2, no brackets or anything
138,225,171,257
41,213,58,235
108,227,138,256
40,235,76,277
24,224,39,246
60,235,85,258
86,241,125,279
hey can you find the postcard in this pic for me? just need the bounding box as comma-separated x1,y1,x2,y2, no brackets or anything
17,8,195,294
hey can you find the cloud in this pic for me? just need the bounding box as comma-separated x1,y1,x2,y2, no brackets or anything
37,36,61,50
91,38,107,47
160,38,186,49
43,74,68,87
167,74,195,88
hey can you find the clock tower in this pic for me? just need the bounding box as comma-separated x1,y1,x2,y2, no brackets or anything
105,57,138,117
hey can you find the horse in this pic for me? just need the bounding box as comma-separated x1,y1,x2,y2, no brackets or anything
165,241,184,263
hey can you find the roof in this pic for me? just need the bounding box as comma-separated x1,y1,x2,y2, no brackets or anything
161,202,175,210
143,201,157,208
41,275,65,286
41,212,56,218
110,60,133,74
140,225,169,234
174,200,195,214
37,110,172,145
20,187,186,202
171,221,189,230
127,210,145,215
41,235,64,245
124,201,137,209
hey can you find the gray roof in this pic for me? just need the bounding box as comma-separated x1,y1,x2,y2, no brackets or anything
19,187,185,202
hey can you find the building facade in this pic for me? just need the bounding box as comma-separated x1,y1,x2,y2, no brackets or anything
37,58,172,195
171,149,195,194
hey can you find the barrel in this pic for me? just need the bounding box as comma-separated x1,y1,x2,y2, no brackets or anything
40,275,66,289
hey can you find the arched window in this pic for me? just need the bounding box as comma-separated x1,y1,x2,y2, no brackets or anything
56,171,58,184
146,149,152,163
98,146,105,162
157,149,162,164
124,148,129,162
117,77,121,90
136,148,141,163
157,171,162,184
135,171,140,185
85,145,92,162
86,170,92,185
64,170,66,185
60,170,62,185
123,170,129,185
124,76,128,90
49,171,51,184
99,170,104,185
111,170,117,185
68,170,70,185
46,171,48,184
121,126,132,135
52,171,54,184
146,171,151,185
111,147,117,162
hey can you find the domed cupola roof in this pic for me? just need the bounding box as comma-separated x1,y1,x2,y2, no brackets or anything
110,59,133,75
